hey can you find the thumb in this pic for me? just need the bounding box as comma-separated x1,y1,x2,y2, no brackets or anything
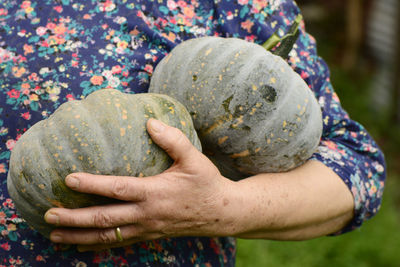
146,118,199,162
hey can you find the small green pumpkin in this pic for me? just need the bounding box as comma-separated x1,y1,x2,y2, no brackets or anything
7,89,201,238
149,37,322,180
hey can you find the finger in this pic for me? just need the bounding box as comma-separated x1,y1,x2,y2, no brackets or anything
146,118,199,162
49,224,161,246
49,225,132,245
45,202,142,228
64,172,150,201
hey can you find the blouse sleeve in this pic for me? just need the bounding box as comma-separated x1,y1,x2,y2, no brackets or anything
213,0,386,234
294,33,386,234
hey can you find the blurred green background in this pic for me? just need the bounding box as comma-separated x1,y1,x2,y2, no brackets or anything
236,1,400,266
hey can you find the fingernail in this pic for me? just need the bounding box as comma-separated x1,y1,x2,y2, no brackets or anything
45,212,59,225
50,232,63,243
149,119,165,133
66,175,79,189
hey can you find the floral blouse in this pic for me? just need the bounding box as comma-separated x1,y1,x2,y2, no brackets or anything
0,0,386,266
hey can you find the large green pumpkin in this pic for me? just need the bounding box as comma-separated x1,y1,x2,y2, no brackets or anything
7,89,201,238
149,37,323,180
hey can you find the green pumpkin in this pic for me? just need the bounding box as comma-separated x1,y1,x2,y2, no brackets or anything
149,37,322,180
7,89,201,238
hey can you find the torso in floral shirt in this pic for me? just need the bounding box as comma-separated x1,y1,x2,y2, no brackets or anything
0,0,386,266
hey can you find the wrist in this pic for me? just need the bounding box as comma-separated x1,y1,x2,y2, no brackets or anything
213,176,250,237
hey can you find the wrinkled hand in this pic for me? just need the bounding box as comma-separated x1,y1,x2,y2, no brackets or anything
44,119,238,251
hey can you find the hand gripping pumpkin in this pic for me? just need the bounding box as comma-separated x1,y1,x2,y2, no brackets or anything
149,37,323,180
7,89,201,238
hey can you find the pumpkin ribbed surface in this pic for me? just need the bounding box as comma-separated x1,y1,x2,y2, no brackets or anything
149,37,323,180
7,89,201,238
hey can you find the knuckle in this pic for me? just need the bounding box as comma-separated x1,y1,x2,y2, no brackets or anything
169,126,181,136
92,210,113,228
149,220,169,236
65,216,78,227
127,206,140,224
110,178,129,198
170,129,190,151
97,229,114,244
149,220,163,231
173,128,186,144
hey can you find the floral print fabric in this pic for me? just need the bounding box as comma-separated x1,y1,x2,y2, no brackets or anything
0,0,385,266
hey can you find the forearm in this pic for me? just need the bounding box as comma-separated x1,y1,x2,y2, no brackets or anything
222,160,354,240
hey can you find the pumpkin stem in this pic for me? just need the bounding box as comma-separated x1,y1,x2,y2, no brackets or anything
262,14,303,59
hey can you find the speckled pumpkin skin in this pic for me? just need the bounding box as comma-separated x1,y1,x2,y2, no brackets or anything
149,37,322,180
7,89,201,238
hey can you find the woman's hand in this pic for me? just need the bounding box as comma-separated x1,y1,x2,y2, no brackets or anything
45,119,355,252
44,119,239,251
